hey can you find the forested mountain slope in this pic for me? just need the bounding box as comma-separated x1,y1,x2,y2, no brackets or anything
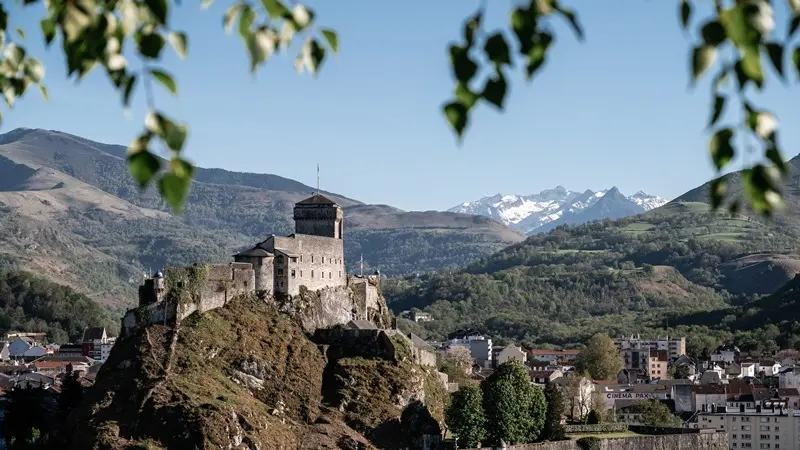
385,201,800,347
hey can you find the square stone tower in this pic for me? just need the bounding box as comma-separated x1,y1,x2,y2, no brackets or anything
293,194,343,239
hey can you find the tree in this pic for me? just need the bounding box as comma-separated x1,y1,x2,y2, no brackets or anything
633,400,682,428
443,346,474,374
445,385,486,448
541,382,565,442
670,364,692,380
481,361,547,445
575,334,624,381
0,0,794,214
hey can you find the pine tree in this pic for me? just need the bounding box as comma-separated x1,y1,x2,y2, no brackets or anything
481,361,547,445
445,385,486,448
541,382,565,441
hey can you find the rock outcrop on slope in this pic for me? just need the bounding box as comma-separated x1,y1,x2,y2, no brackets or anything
62,296,445,449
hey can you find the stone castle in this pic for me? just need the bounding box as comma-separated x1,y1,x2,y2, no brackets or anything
126,194,389,333
233,194,346,297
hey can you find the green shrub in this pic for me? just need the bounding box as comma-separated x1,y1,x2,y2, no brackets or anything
563,423,629,434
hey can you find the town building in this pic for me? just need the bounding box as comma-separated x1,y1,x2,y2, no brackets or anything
615,335,686,369
233,194,346,297
529,349,581,362
495,344,526,367
698,407,798,449
82,327,115,362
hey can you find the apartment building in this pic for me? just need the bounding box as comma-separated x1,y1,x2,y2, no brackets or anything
698,406,798,449
614,335,686,360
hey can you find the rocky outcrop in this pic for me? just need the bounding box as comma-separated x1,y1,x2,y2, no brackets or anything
63,295,442,450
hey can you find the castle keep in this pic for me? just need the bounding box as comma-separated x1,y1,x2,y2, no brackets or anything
233,194,346,297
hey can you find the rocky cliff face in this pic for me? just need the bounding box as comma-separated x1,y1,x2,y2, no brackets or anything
62,296,443,449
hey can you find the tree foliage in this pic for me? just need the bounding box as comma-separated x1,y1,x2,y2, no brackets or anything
481,360,546,445
0,0,796,214
628,400,682,428
445,385,486,448
541,382,566,442
0,269,119,343
575,334,624,381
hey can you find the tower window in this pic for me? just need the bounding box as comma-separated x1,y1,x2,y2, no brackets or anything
291,257,297,263
311,270,314,278
329,272,332,279
291,270,296,278
322,256,325,263
339,271,341,278
311,255,314,263
300,270,303,277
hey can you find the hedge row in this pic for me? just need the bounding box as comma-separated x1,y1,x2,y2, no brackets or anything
563,423,629,434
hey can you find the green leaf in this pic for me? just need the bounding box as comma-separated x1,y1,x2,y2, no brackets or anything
168,32,188,59
320,29,338,53
224,3,244,33
454,83,479,109
481,73,507,109
238,5,256,39
137,33,166,59
555,6,584,40
122,75,136,107
720,3,761,48
701,21,726,46
158,172,192,212
149,69,177,95
793,47,800,80
764,42,784,78
291,4,315,30
63,4,91,42
733,60,748,90
463,10,482,45
260,0,290,19
743,165,784,215
144,0,168,25
710,177,727,209
146,112,188,152
484,33,511,66
443,101,468,141
201,0,214,9
741,46,764,87
790,15,800,39
680,0,692,30
39,84,48,101
128,151,161,188
708,128,735,171
766,146,787,175
40,19,56,46
170,157,194,179
511,6,536,54
691,45,717,81
709,95,725,127
15,28,24,39
449,45,478,84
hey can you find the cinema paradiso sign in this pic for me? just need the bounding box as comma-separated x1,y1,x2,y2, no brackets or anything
605,392,665,400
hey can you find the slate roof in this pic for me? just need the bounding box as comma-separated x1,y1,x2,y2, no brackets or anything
347,320,377,330
82,327,106,341
233,246,273,258
296,194,337,205
409,333,434,352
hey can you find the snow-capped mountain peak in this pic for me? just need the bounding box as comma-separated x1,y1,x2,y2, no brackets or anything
448,187,668,234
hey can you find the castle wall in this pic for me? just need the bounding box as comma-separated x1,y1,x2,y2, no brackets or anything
270,235,346,296
461,431,728,450
232,255,273,294
123,264,256,334
293,203,343,238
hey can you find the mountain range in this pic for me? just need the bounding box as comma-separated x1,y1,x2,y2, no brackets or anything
389,153,800,352
0,128,523,310
448,186,667,234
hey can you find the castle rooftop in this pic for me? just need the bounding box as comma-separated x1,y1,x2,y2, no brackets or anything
233,246,272,258
296,194,338,205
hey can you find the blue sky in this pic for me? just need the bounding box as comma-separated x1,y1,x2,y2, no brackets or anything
6,1,800,211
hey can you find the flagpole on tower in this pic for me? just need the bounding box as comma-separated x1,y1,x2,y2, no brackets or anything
360,254,363,277
316,163,320,195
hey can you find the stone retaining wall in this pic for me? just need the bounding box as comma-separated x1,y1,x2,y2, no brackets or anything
461,431,728,450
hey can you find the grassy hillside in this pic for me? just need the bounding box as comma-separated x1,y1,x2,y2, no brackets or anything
385,201,800,348
0,128,522,308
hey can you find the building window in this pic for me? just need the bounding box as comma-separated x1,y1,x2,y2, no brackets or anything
329,272,332,279
760,426,770,431
300,270,303,277
760,418,769,422
322,256,325,263
277,255,284,263
291,270,296,278
291,257,297,263
339,271,341,278
277,269,284,276
311,255,314,263
311,270,314,278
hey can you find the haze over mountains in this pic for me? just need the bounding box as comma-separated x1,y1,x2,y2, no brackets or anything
449,186,667,234
0,128,522,309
